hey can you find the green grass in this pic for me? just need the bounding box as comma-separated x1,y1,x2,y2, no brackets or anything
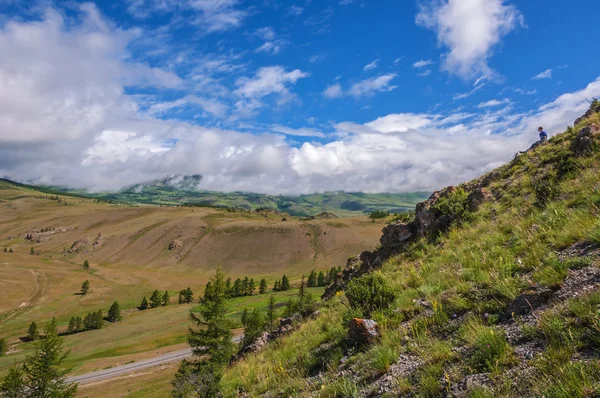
219,107,600,396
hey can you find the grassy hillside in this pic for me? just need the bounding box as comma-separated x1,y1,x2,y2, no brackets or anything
33,179,429,217
0,179,379,382
201,103,600,396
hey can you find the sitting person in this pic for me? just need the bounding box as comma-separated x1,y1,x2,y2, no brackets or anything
520,126,548,153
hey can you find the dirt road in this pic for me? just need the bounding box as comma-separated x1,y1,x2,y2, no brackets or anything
68,335,243,385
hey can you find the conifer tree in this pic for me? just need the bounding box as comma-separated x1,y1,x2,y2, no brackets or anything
0,337,7,356
150,290,162,308
82,260,89,270
9,248,13,253
30,247,34,255
0,365,26,397
80,280,90,295
248,278,255,296
299,275,306,299
241,308,249,327
107,301,122,322
184,287,194,303
178,290,185,304
241,277,249,296
67,318,76,334
3,247,6,253
266,295,277,333
225,278,232,297
273,279,281,292
75,317,83,331
162,290,170,306
140,296,149,310
259,278,268,295
317,271,325,287
233,278,242,297
27,322,39,341
241,309,264,348
307,270,317,287
173,268,234,396
281,275,290,291
22,321,77,397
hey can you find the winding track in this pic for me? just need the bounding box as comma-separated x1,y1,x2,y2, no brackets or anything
67,335,243,385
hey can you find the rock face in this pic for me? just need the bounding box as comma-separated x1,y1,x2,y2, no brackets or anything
505,288,553,317
348,318,378,345
571,124,600,157
25,227,73,243
67,238,89,254
323,185,491,300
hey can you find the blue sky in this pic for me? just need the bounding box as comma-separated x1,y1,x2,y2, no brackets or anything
0,0,599,194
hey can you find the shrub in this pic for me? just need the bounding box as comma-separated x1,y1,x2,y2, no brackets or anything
345,273,395,317
369,209,389,220
0,338,7,356
531,174,560,208
431,187,470,224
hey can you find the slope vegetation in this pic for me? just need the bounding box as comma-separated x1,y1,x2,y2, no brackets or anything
219,103,600,397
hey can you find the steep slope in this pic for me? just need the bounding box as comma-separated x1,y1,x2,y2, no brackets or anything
219,102,600,397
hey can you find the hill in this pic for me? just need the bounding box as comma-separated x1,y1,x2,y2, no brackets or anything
0,178,387,382
28,177,429,217
160,102,600,397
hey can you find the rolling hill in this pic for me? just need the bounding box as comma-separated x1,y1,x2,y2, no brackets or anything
17,176,430,217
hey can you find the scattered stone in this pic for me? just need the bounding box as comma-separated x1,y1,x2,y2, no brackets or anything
571,124,600,157
168,238,183,251
467,188,491,211
506,288,553,317
348,318,378,345
281,217,288,222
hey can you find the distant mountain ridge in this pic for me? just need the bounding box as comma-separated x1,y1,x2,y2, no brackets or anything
1,175,430,217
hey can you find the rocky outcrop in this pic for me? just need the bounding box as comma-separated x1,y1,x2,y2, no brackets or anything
348,318,378,345
574,100,600,126
93,233,103,248
571,124,600,157
67,238,89,254
235,316,302,360
168,238,183,251
25,227,74,243
323,185,492,300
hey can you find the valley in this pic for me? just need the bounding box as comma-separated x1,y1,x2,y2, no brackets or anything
0,179,377,388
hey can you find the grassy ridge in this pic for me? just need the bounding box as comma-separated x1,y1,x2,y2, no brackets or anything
29,180,429,217
218,105,600,396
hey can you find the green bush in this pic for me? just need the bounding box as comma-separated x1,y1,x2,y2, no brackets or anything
369,209,390,220
431,187,470,223
345,274,395,317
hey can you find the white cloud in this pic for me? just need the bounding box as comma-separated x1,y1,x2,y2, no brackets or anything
413,59,433,68
363,59,380,71
348,74,397,97
256,41,284,55
288,5,304,16
3,4,600,196
271,125,325,138
234,66,308,99
418,70,432,77
416,0,523,80
532,69,552,79
453,83,485,100
394,57,402,65
324,83,343,98
477,98,510,108
126,0,247,32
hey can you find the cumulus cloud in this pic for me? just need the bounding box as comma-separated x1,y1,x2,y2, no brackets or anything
323,83,343,98
2,4,600,196
416,0,523,80
532,69,552,79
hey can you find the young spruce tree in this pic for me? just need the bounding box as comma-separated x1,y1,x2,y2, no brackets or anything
172,268,234,397
22,321,77,397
